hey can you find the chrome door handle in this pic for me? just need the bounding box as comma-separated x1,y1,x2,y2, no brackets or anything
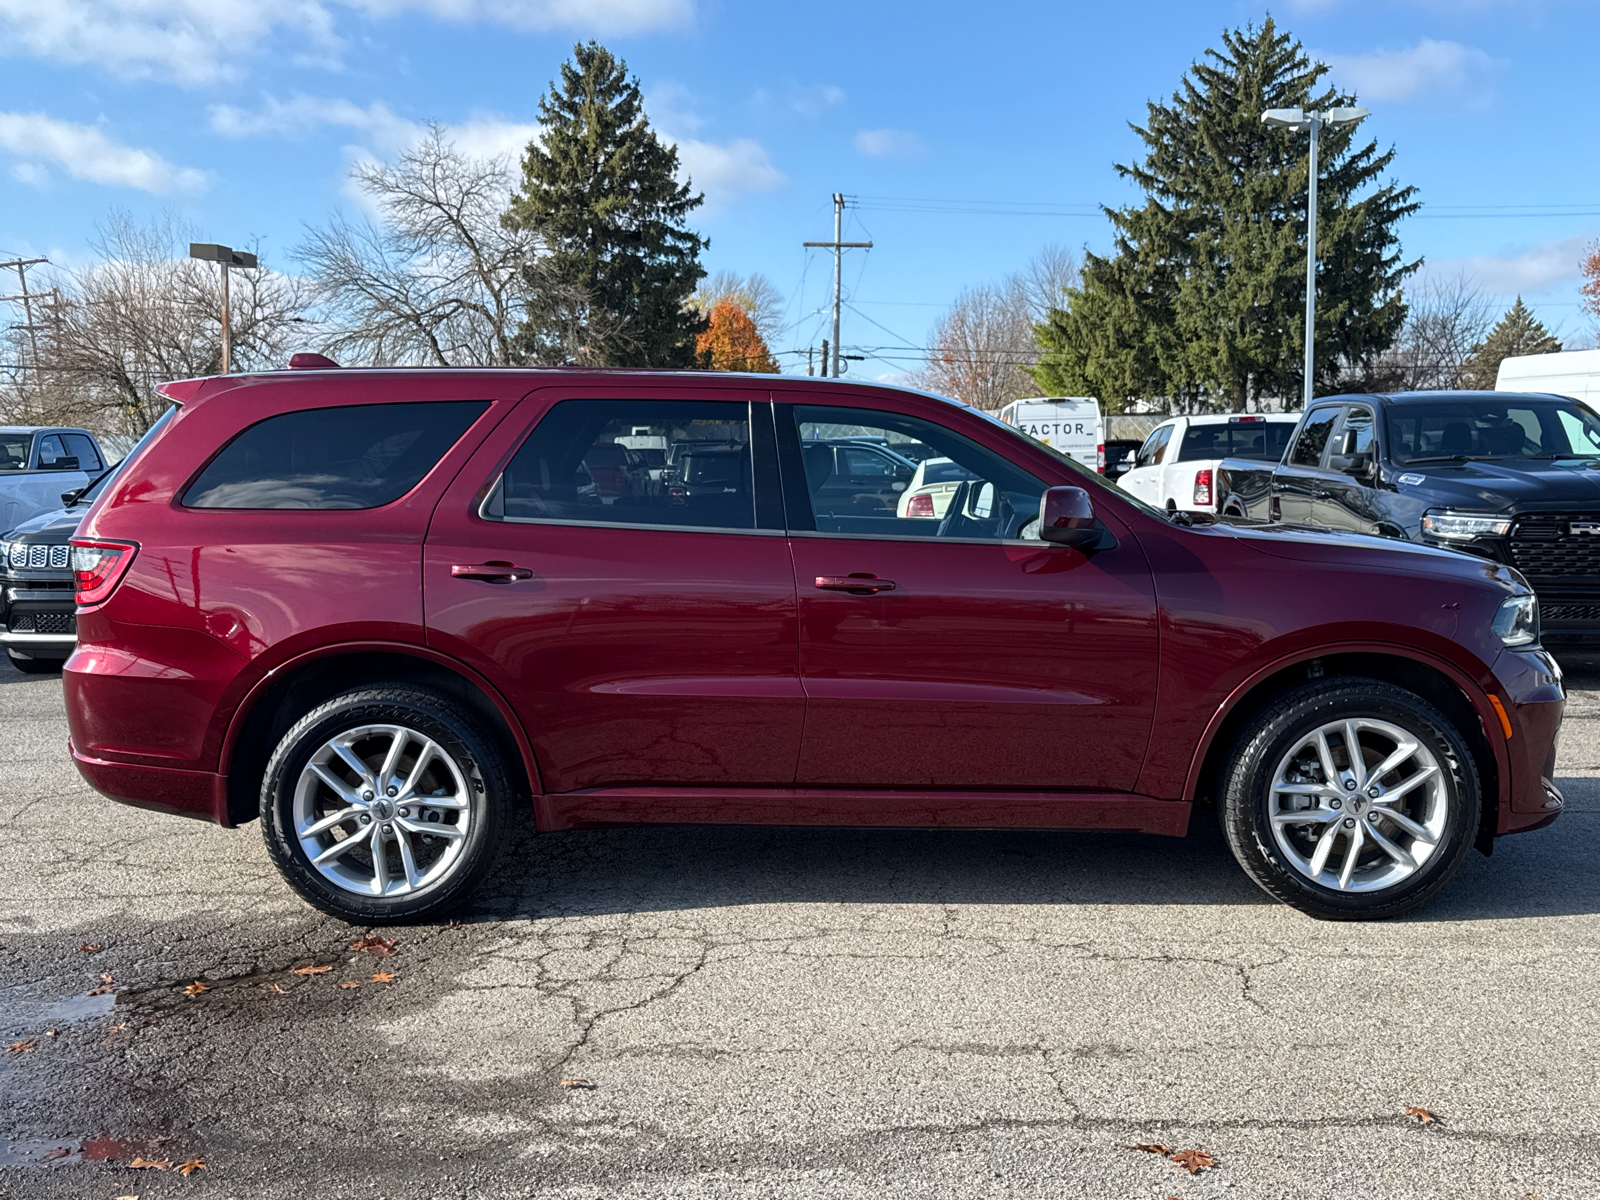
815,574,896,594
451,562,533,583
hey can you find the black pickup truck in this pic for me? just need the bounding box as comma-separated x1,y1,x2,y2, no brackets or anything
1217,390,1600,654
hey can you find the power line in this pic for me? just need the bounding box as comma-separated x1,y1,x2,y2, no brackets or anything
852,194,1600,221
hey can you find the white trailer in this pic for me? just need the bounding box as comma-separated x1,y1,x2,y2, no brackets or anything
994,396,1104,472
1496,349,1600,411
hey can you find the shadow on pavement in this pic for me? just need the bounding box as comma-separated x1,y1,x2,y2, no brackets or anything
464,788,1600,923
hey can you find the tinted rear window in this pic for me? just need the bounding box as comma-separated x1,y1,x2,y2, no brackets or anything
182,401,487,509
1180,421,1295,462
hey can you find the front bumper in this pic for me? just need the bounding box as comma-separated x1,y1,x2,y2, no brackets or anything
2,575,76,655
1492,645,1566,837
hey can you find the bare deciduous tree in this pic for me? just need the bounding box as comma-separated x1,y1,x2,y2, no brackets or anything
913,247,1079,410
692,270,785,346
1,213,307,439
1376,274,1496,391
299,126,539,367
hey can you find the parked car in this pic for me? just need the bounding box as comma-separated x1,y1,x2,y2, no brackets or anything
1103,438,1142,483
0,426,108,535
996,396,1104,472
1216,391,1600,656
63,366,1562,926
800,438,919,515
2,455,135,673
1120,413,1299,513
896,456,978,519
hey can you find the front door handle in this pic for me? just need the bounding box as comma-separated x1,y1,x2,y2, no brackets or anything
452,562,534,583
815,574,896,594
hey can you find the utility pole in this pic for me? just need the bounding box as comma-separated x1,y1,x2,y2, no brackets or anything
0,256,48,387
804,193,872,377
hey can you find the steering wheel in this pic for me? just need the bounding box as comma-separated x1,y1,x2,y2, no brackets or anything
935,480,973,539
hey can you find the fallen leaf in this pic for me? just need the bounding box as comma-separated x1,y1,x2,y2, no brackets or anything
290,964,332,976
115,1195,139,1200
350,933,398,957
40,1146,71,1161
261,983,286,995
1170,1149,1216,1174
129,1156,171,1169
100,973,114,984
176,1157,206,1176
370,972,395,983
559,1078,595,1090
79,942,101,953
1405,1105,1438,1124
44,1028,58,1037
1126,1143,1172,1156
86,987,113,996
6,1039,37,1054
338,981,360,989
182,981,209,997
108,1023,128,1033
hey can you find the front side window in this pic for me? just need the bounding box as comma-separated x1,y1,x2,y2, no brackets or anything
63,433,103,473
485,399,757,531
1289,407,1341,468
183,401,488,510
1137,424,1173,468
788,404,1045,540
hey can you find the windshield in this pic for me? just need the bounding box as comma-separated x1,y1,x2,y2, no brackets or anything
1387,398,1600,465
0,434,30,472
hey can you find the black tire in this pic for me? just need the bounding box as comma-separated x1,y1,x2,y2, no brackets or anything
260,686,514,924
1219,678,1479,920
7,652,64,675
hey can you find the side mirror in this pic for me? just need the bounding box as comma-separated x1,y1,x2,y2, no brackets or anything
43,455,80,471
60,488,84,507
1328,452,1373,477
1038,486,1098,547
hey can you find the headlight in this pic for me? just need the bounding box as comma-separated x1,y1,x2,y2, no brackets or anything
1421,510,1512,541
0,540,16,571
1492,594,1539,647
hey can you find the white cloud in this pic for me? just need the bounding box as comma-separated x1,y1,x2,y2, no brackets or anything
0,0,693,85
854,128,924,159
0,112,208,193
210,95,537,162
752,83,846,118
673,138,785,208
1324,39,1501,105
1422,234,1594,296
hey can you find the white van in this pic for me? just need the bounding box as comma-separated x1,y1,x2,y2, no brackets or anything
995,397,1104,472
1496,349,1600,411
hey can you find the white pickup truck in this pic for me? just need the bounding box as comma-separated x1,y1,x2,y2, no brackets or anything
0,426,108,535
1117,413,1298,514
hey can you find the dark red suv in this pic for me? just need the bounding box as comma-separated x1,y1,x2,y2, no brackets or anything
63,368,1565,923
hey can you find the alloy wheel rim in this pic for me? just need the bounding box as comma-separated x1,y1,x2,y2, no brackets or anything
1267,716,1448,893
292,723,474,900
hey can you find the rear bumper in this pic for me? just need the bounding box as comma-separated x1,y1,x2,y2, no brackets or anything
70,744,230,826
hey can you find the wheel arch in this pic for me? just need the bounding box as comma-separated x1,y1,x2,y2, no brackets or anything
1186,646,1505,853
220,643,542,828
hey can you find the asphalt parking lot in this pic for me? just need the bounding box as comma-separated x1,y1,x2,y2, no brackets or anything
2,655,1598,1200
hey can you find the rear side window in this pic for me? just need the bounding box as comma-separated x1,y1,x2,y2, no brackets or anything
484,399,756,531
1288,407,1341,468
1180,421,1295,462
183,401,488,510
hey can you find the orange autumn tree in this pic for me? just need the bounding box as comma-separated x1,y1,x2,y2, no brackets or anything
696,299,779,372
1583,240,1600,323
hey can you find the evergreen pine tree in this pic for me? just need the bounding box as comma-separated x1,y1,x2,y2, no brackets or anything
1033,19,1418,411
505,42,708,367
1459,298,1561,390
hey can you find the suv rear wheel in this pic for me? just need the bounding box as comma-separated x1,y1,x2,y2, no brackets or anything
260,686,513,924
1219,678,1479,920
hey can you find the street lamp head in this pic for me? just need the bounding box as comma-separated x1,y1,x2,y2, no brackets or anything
189,243,258,269
1323,106,1369,127
1261,107,1306,128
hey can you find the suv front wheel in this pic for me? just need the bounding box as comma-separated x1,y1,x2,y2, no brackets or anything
1220,678,1480,920
261,686,513,924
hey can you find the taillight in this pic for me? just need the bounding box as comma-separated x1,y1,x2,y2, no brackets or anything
70,539,138,607
1097,442,1106,473
906,492,935,518
1193,469,1213,507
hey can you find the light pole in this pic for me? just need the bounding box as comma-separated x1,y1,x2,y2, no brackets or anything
1261,106,1368,410
189,243,258,374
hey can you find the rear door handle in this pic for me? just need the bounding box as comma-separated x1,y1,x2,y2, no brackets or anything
815,574,896,594
451,562,533,583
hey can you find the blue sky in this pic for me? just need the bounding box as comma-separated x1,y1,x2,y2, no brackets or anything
2,0,1597,379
